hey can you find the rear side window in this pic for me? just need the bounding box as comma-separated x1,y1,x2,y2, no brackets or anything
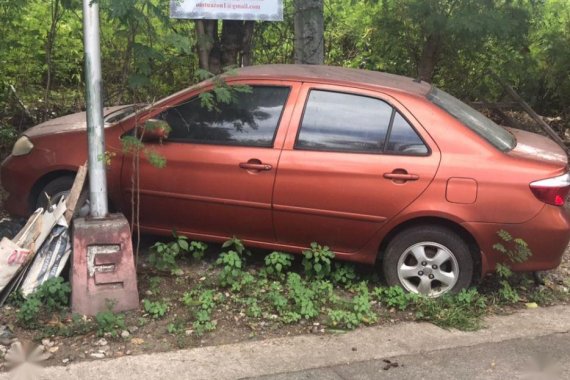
386,112,428,155
296,90,427,155
158,86,290,147
427,87,515,152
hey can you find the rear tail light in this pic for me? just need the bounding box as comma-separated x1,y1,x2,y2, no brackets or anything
530,172,570,206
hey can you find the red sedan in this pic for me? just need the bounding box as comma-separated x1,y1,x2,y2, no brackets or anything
2,65,569,297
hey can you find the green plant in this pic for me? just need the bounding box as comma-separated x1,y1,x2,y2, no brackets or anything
373,286,419,311
16,277,71,328
264,251,294,279
189,241,208,261
6,289,25,307
216,251,243,287
148,232,190,275
182,289,221,335
327,282,377,330
95,309,126,337
17,297,42,328
222,236,249,257
265,282,289,313
33,277,71,312
143,299,169,319
195,69,252,112
167,321,184,335
302,242,335,279
215,237,251,287
148,276,162,293
495,264,520,303
493,230,532,264
414,289,488,331
285,273,319,321
245,298,263,318
331,263,358,287
95,310,126,337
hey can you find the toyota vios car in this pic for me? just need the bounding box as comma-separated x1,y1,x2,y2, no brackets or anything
2,65,569,297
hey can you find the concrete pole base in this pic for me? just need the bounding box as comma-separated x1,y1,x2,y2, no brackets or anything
71,213,139,316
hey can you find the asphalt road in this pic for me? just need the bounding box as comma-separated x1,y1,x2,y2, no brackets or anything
2,305,569,380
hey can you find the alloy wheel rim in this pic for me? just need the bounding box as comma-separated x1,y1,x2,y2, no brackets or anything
396,241,459,297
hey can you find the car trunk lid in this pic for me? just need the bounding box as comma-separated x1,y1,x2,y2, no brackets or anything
506,127,568,170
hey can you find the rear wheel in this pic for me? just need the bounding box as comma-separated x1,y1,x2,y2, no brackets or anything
382,225,473,297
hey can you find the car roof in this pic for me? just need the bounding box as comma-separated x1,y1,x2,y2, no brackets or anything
231,64,432,97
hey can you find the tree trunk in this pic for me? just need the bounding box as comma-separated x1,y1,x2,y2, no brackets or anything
195,20,255,75
44,0,62,111
417,34,442,83
241,21,255,67
294,0,324,65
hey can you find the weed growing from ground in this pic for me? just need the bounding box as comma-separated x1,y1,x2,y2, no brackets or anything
372,286,418,311
95,309,126,337
16,277,71,328
143,299,169,319
302,242,334,279
414,288,488,331
149,232,208,275
328,282,377,330
182,289,223,335
264,251,294,279
493,230,532,263
189,241,208,261
331,263,358,287
216,251,244,287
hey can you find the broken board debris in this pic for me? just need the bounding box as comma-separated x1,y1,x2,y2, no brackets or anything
0,165,87,305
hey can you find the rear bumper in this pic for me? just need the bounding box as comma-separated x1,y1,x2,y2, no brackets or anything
465,205,570,275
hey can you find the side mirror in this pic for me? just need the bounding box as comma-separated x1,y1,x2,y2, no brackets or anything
139,119,171,142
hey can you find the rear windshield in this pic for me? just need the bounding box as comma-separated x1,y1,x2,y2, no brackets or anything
427,88,516,152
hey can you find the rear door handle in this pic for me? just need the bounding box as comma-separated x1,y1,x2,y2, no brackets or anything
239,160,273,171
383,172,419,181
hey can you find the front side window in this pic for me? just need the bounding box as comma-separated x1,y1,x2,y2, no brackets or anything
296,90,428,155
157,86,290,147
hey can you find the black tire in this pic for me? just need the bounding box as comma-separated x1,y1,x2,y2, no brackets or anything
35,176,74,210
382,225,473,297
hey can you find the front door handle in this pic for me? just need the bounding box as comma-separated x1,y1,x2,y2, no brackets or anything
383,170,419,182
239,159,272,171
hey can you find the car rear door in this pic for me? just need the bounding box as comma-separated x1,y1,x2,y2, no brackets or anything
121,80,301,242
273,83,441,253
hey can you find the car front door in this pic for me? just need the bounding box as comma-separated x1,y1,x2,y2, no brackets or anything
121,81,300,242
273,84,441,253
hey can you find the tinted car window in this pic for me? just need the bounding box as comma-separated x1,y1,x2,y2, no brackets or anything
385,112,428,155
159,86,290,147
428,87,515,152
296,90,392,153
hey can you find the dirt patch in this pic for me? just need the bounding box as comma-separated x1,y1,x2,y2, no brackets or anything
0,239,568,371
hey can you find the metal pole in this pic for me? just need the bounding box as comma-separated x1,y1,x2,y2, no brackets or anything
83,0,108,218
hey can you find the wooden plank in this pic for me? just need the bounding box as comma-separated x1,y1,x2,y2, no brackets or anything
489,71,570,156
64,163,88,224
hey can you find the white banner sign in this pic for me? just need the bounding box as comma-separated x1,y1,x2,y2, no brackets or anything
170,0,283,21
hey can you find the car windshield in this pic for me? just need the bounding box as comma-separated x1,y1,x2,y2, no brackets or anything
427,87,516,152
104,104,144,124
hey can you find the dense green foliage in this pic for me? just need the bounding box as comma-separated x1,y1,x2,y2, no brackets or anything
1,0,569,153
